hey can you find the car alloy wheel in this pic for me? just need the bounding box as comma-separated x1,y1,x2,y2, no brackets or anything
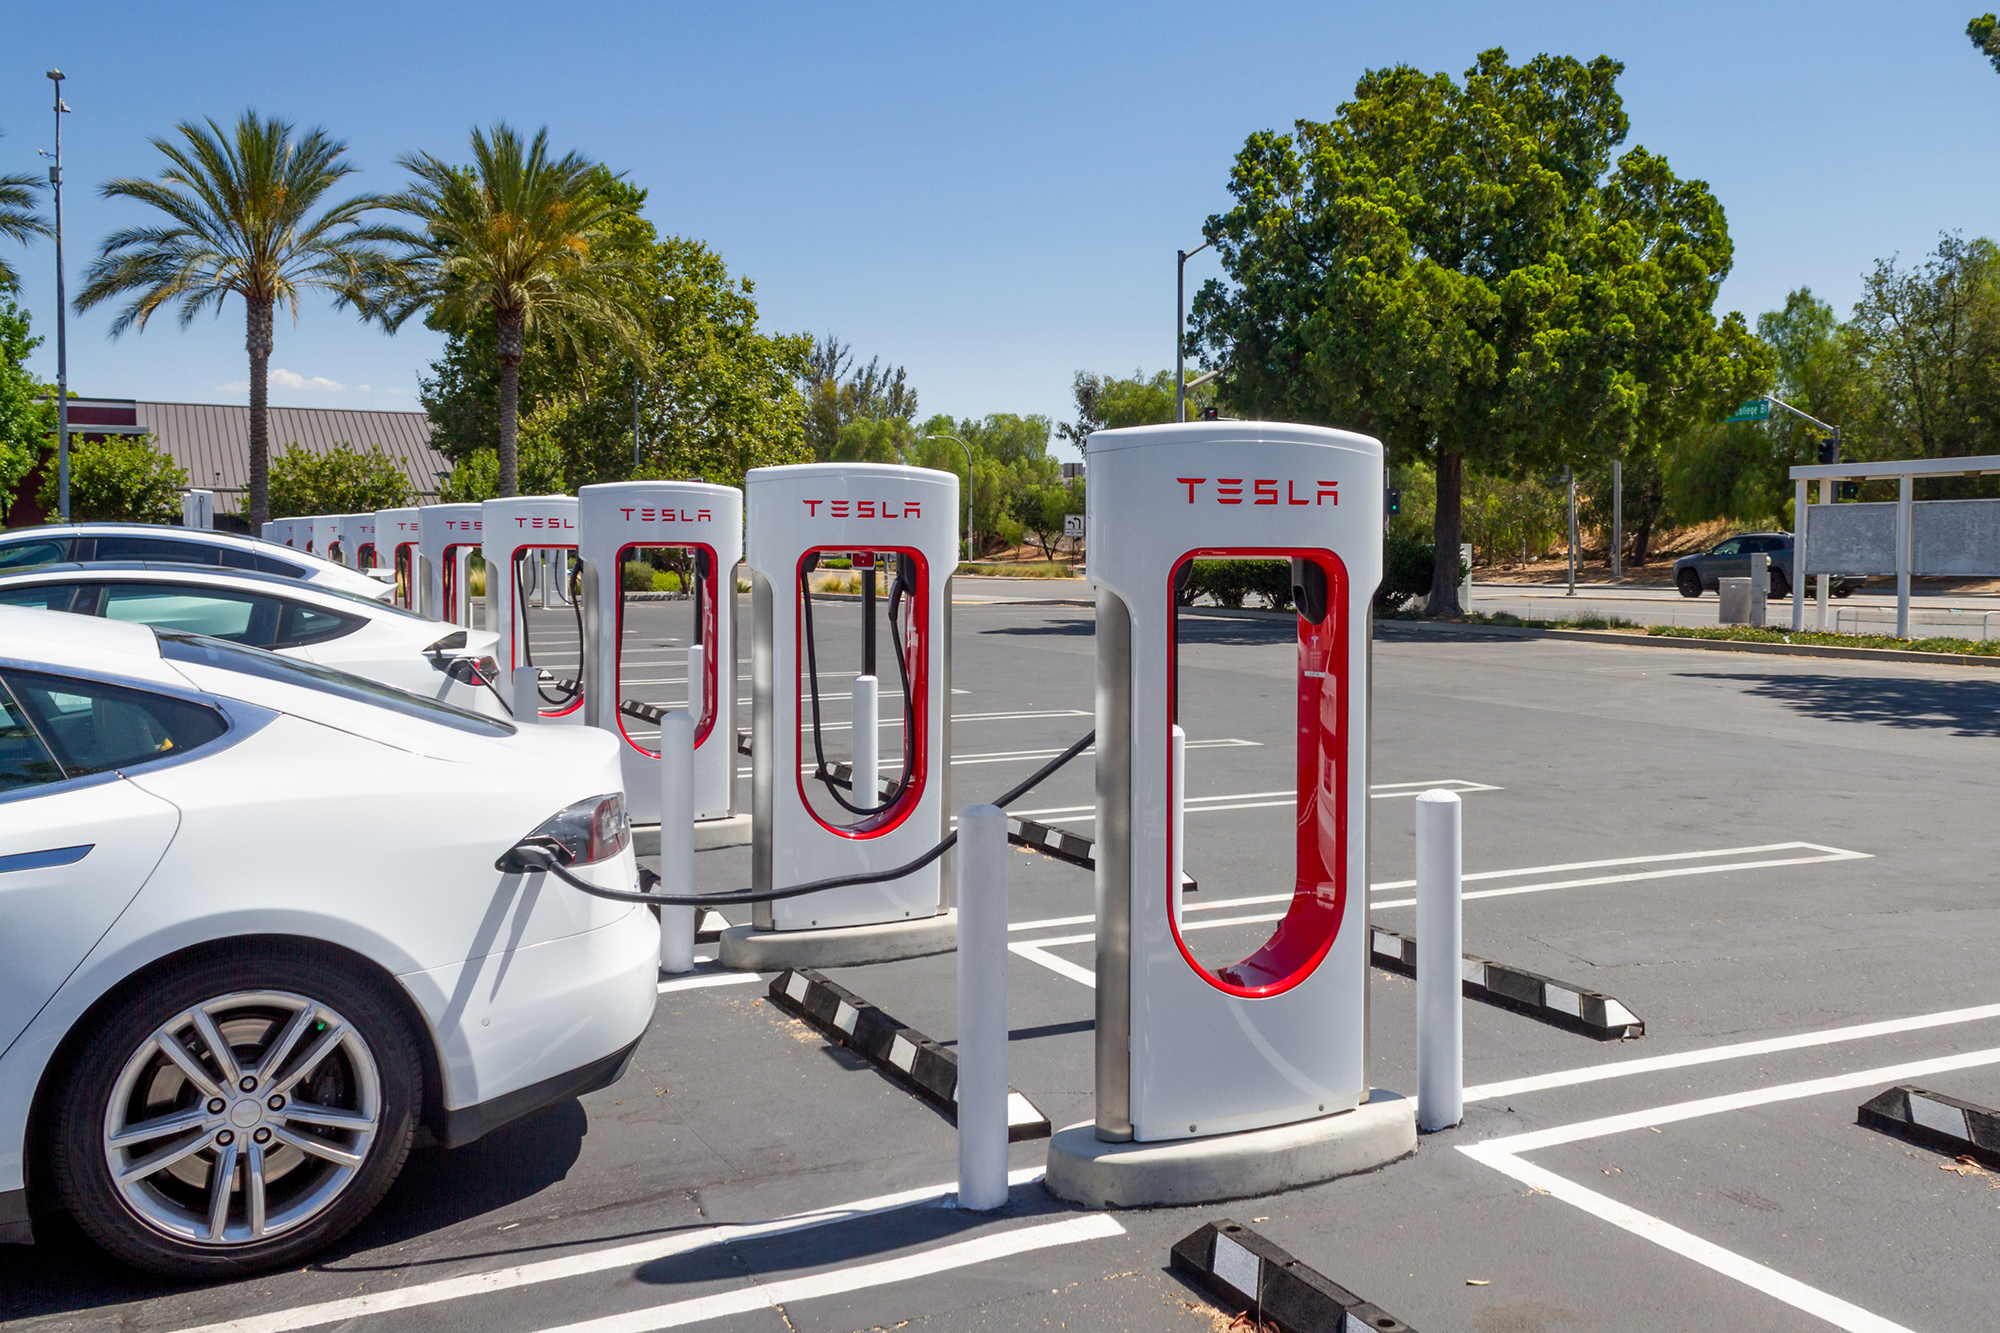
1676,569,1702,598
51,946,419,1276
1769,569,1791,599
99,991,380,1247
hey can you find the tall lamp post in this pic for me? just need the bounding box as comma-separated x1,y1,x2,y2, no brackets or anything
46,70,71,522
629,294,672,475
921,433,974,560
1176,240,1211,422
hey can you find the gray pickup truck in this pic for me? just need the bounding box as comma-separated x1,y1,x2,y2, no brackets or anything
1672,532,1865,599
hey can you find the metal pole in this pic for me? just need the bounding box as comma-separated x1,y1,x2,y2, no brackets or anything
1565,466,1577,597
1816,478,1832,631
511,666,539,723
631,373,640,471
1791,477,1807,632
48,71,70,522
1170,724,1186,924
851,672,878,808
659,711,697,974
1176,251,1187,424
956,803,1009,1210
1415,789,1463,1133
1611,459,1623,582
1896,472,1913,638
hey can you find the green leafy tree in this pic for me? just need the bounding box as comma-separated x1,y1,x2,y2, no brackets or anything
438,434,566,503
41,435,186,522
802,335,917,460
1057,369,1213,452
1013,476,1084,559
0,129,50,293
0,299,49,519
73,112,390,527
370,124,643,498
1969,14,2000,71
266,442,415,516
1193,49,1738,613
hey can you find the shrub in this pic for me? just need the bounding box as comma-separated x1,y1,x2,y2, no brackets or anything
41,434,186,523
653,570,683,593
1378,535,1437,612
268,442,413,517
1180,559,1294,610
623,561,654,592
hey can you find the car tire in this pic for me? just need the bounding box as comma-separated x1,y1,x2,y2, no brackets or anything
1676,570,1703,598
48,942,421,1278
1769,569,1791,599
1833,585,1855,599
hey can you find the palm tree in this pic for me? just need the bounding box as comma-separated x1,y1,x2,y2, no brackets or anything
369,123,640,496
0,129,51,292
74,112,389,526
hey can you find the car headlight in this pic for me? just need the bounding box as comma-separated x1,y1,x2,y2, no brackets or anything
505,793,630,868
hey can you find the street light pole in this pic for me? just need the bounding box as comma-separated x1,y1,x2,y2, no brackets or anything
922,433,974,560
1176,240,1211,423
47,70,70,522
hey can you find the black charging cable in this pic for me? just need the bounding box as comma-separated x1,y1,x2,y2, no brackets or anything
511,727,1096,907
515,554,586,709
798,559,916,817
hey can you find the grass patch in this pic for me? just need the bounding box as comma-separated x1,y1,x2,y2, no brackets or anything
1415,609,1643,631
1648,625,2000,655
957,561,1083,578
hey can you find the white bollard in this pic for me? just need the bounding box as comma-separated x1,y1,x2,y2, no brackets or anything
1171,723,1186,926
512,666,540,724
851,673,879,805
658,711,697,974
956,803,1009,1210
684,643,705,722
1416,789,1463,1132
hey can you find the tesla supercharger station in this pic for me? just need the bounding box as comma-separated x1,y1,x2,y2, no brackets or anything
1073,420,1398,1172
578,481,741,825
419,504,483,627
483,495,583,724
336,513,378,569
306,514,339,560
262,519,298,548
376,507,423,610
737,462,958,959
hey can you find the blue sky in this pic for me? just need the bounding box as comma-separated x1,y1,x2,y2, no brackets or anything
5,2,1999,439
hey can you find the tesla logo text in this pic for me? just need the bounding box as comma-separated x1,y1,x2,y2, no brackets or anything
1177,477,1336,506
513,516,577,529
443,519,482,531
618,507,713,523
802,499,922,519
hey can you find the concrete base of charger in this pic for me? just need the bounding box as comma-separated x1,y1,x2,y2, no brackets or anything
718,911,957,970
1043,1090,1416,1209
631,814,753,857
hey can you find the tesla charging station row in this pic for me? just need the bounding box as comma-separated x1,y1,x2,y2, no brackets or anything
578,481,741,826
727,462,958,967
483,495,584,723
336,513,377,570
419,504,484,627
1046,420,1414,1204
376,507,422,610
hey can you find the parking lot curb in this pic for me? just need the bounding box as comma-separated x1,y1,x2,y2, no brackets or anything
1857,1084,2000,1169
1170,1218,1417,1333
1006,815,1199,891
1373,619,2000,668
767,968,1051,1142
1370,928,1644,1040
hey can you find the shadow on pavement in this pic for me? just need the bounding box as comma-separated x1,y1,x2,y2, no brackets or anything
1681,671,2000,737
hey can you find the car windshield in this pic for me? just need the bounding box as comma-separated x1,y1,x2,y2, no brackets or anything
154,630,514,737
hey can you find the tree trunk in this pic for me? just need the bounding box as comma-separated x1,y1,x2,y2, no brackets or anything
496,311,524,498
1426,448,1464,616
246,296,274,528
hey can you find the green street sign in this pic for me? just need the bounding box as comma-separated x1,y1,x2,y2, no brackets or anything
1722,398,1770,423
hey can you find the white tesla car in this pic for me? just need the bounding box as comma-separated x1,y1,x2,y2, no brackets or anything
0,563,508,719
0,523,390,601
0,607,657,1277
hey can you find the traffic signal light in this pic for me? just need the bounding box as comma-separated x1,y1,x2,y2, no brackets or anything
1839,481,1859,500
1386,488,1401,515
1199,405,1219,421
1817,436,1839,466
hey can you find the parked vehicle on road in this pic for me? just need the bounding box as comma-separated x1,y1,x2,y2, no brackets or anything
0,607,656,1277
1671,532,1864,600
0,523,389,600
0,564,506,717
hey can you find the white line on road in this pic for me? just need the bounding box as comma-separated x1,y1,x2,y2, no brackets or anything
164,1169,1054,1333
1370,843,1870,909
657,972,762,994
1007,940,1097,988
524,1213,1127,1333
1010,778,1503,824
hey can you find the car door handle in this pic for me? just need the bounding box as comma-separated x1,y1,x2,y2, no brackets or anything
0,844,94,874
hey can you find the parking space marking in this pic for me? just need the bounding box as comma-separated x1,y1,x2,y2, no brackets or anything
1369,842,1870,909
1459,1045,2000,1333
1008,938,1098,988
1010,778,1504,824
523,1212,1126,1333
165,1168,1053,1333
658,972,763,994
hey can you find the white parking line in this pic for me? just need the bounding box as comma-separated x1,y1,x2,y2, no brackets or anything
1460,1046,2000,1333
1010,778,1503,824
164,1168,1053,1333
1007,939,1097,988
525,1213,1126,1333
1369,842,1870,909
658,972,761,994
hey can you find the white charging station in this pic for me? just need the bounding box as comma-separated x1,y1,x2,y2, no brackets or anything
729,462,958,967
336,513,378,569
1046,420,1414,1206
306,514,338,560
375,507,423,610
418,503,484,626
482,495,583,723
262,519,299,549
181,490,214,530
577,481,742,826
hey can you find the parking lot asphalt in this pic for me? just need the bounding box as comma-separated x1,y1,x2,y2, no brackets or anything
7,591,2000,1332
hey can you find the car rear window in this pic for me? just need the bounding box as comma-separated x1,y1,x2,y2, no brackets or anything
91,534,224,565
0,584,80,613
219,546,311,577
0,539,69,570
1,669,228,784
155,630,514,737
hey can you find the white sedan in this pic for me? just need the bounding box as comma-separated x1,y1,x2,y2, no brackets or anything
0,607,658,1276
0,563,509,719
0,522,392,600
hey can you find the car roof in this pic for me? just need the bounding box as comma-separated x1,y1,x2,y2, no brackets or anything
0,604,191,688
0,560,353,599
